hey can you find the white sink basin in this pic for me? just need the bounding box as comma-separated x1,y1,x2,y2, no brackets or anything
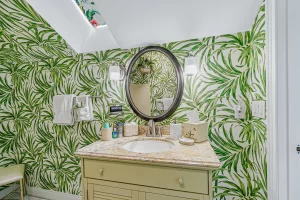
122,140,174,153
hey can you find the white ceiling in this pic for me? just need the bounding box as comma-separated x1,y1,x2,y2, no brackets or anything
95,0,262,49
26,0,262,53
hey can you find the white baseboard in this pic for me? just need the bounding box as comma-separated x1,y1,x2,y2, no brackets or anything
27,187,81,200
0,184,18,199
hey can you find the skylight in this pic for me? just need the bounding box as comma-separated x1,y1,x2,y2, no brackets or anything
75,0,106,27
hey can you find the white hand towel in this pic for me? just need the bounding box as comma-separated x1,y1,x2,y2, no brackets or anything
162,98,174,111
156,99,164,111
75,95,94,121
53,95,75,125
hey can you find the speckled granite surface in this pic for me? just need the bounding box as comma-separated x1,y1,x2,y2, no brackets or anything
75,136,220,169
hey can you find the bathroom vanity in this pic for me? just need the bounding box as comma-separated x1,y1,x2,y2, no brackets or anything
75,46,220,200
75,137,220,200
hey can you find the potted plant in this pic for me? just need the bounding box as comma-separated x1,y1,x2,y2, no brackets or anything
136,57,155,74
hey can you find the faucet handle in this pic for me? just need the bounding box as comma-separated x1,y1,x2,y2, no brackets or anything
155,126,162,137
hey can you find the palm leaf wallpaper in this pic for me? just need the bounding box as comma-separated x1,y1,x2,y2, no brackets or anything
0,0,266,199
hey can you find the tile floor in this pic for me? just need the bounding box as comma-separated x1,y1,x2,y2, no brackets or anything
4,193,47,200
24,196,46,200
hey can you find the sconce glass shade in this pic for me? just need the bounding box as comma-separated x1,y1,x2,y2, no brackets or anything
109,63,126,81
109,64,121,80
184,56,198,76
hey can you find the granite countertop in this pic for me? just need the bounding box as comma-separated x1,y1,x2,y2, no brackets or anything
75,136,221,169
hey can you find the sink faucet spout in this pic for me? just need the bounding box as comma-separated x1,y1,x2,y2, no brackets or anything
147,120,156,137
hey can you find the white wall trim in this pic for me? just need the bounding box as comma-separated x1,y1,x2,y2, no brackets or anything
27,187,81,200
267,0,289,199
266,0,278,199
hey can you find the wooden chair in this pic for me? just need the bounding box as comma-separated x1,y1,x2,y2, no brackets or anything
0,164,26,200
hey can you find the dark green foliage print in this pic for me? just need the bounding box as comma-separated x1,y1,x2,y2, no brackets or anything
0,0,266,199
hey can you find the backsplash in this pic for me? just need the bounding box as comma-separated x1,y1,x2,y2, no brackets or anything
0,0,266,199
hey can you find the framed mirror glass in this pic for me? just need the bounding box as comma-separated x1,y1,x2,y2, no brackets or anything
125,46,184,122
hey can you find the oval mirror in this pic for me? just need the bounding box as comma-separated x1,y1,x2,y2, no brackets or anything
125,46,184,122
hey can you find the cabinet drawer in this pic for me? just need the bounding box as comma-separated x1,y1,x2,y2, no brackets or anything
84,159,209,194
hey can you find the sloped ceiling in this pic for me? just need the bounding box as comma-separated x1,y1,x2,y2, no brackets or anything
95,0,262,49
26,0,262,53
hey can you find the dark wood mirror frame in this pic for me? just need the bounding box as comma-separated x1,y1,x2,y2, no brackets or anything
125,46,184,122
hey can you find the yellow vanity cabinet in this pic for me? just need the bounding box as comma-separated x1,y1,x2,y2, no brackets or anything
81,159,213,200
85,178,210,200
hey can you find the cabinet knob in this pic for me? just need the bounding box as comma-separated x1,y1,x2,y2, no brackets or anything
178,178,184,186
98,168,104,175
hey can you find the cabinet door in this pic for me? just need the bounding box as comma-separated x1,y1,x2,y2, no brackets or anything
86,178,209,200
87,183,139,200
146,193,202,200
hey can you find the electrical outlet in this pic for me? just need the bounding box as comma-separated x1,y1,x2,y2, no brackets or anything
251,101,266,119
235,104,246,119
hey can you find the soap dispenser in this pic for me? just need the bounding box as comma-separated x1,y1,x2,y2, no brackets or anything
170,118,182,140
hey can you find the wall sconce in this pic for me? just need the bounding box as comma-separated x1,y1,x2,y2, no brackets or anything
184,52,198,76
109,62,126,81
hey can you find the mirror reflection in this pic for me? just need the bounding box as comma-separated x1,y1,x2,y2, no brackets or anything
129,51,177,117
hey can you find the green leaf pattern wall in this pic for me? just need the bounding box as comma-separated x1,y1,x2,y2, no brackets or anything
0,0,266,199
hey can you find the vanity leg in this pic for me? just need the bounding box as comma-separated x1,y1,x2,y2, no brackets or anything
81,159,88,200
20,179,24,200
208,171,213,200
